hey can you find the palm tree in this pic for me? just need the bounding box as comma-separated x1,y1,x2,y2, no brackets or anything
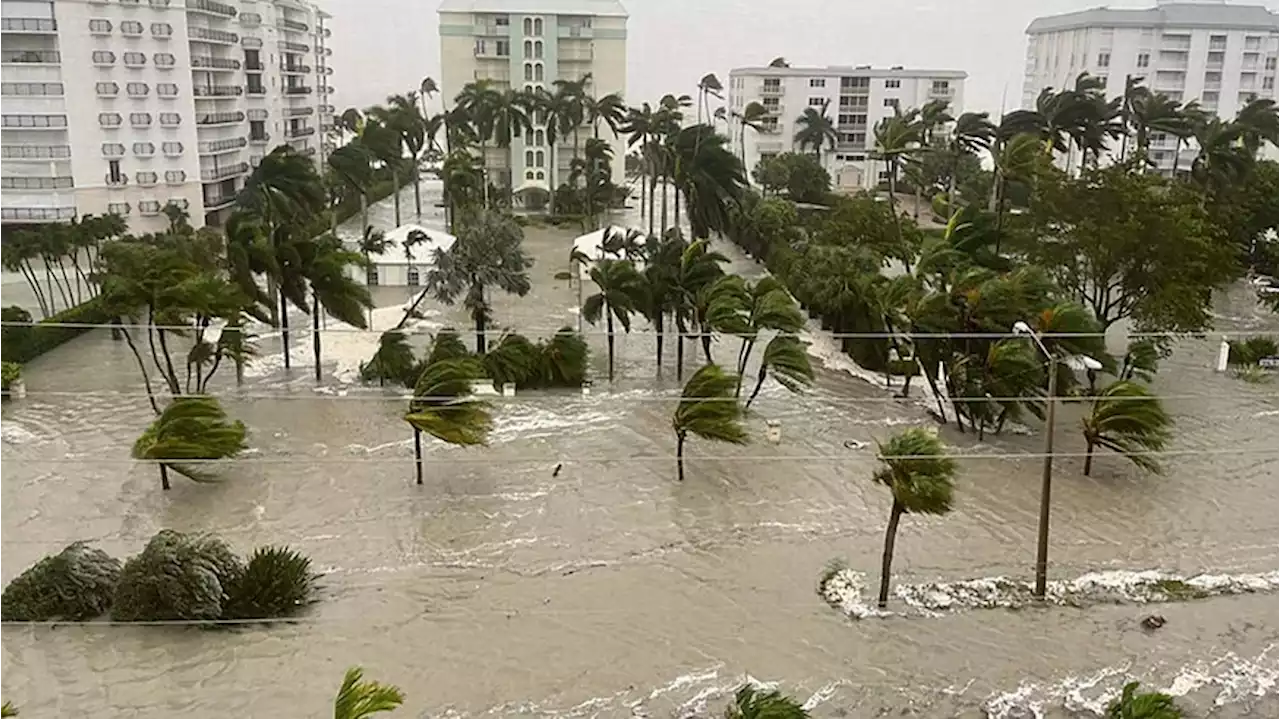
696,72,723,123
423,210,533,353
671,238,730,380
333,666,405,719
743,335,813,410
667,124,748,239
723,277,804,394
585,91,626,140
328,141,377,232
1234,97,1278,154
1190,114,1252,188
403,355,492,485
552,74,591,167
942,111,995,213
872,428,956,608
454,80,501,204
671,364,749,481
723,684,809,719
383,93,430,217
532,86,575,213
582,259,646,382
361,116,407,226
871,106,923,248
1080,380,1172,476
1125,88,1186,166
490,87,532,203
622,103,659,228
132,396,248,491
304,234,374,381
1106,681,1183,719
793,103,837,160
910,99,954,220
733,100,769,163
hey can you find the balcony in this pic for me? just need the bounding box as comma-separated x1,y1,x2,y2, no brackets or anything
187,0,237,18
286,126,315,138
2,144,71,160
198,136,248,154
760,84,784,96
193,85,244,97
280,63,311,73
204,193,237,210
1,114,68,130
319,65,333,75
929,86,955,99
1,207,76,221
250,132,270,144
196,110,245,125
1,50,60,64
283,105,314,117
245,59,264,70
200,162,249,181
190,26,239,44
1160,34,1192,52
560,50,593,62
246,85,266,96
192,56,241,70
1,18,57,33
557,25,592,39
105,173,129,188
473,24,507,36
284,85,312,95
279,40,308,53
277,19,309,33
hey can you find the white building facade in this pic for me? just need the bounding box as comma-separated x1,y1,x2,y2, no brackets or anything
1023,0,1279,172
727,65,967,191
437,0,627,196
0,0,334,234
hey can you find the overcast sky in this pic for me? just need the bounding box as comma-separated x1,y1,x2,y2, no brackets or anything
326,0,1277,117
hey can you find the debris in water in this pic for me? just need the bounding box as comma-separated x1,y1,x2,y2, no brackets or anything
552,462,563,477
1142,614,1166,630
842,439,867,450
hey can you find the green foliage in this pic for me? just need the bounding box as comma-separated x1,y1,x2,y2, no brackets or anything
360,331,419,387
673,364,749,445
534,327,590,387
873,428,957,516
482,332,540,389
111,530,244,622
426,328,471,365
1227,336,1278,367
752,152,831,204
1,542,121,621
723,684,810,719
334,667,405,719
1081,381,1174,475
132,396,248,483
1,701,14,716
404,356,493,447
1119,338,1162,383
223,546,318,620
0,299,113,365
1106,681,1183,719
1,361,19,392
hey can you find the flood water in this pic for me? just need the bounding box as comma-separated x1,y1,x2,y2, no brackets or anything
2,181,1277,717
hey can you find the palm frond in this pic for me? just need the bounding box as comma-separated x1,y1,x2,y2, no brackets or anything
673,364,750,444
872,428,956,515
334,667,405,719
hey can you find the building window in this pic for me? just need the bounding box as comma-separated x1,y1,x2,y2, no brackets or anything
1209,34,1228,51
154,53,176,67
120,20,143,35
1265,76,1276,90
1,82,63,96
1245,36,1261,51
89,19,112,34
524,63,533,81
108,202,131,215
92,51,116,65
525,170,535,180
884,79,900,89
1097,52,1110,68
525,149,535,165
160,113,181,126
102,143,126,157
809,78,825,88
1267,57,1277,71
841,76,870,90
133,142,156,156
108,159,124,184
808,97,825,107
123,52,146,67
883,97,898,108
523,17,532,35
151,22,172,37
366,266,379,286
534,63,543,82
127,82,149,97
534,40,542,59
535,129,544,145
524,40,533,58
100,112,123,127
535,150,544,167
164,170,185,184
496,39,509,56
475,39,487,55
157,83,179,97
136,171,158,185
407,267,420,286
162,142,183,156
130,112,152,127
535,170,544,180
139,201,162,216
533,18,542,35
1136,52,1149,68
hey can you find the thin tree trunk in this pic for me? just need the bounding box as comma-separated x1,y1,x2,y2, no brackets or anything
877,499,903,608
1084,441,1095,476
675,430,686,481
120,325,162,415
674,183,681,235
606,308,615,382
19,261,50,317
946,167,957,218
361,193,369,236
660,176,669,234
639,164,646,221
474,285,487,354
700,324,712,364
648,170,656,235
745,366,767,410
56,258,75,306
675,316,686,382
392,170,402,226
734,338,756,397
414,428,423,485
279,291,292,369
654,310,664,378
155,329,182,396
1170,138,1181,177
160,464,171,491
413,164,423,216
312,292,322,383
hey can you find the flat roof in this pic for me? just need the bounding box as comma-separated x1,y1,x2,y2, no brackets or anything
438,0,628,17
729,66,967,80
1027,3,1278,33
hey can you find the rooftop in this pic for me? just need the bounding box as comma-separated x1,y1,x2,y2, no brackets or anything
356,224,457,266
729,65,967,79
1026,2,1278,33
437,0,628,17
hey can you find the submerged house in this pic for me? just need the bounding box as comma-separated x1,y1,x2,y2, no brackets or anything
348,223,456,287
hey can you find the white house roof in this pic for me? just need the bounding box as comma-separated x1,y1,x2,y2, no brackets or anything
438,0,627,17
1026,3,1277,33
363,223,456,266
572,225,644,278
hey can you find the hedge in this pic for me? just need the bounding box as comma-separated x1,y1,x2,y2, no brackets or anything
1,299,113,365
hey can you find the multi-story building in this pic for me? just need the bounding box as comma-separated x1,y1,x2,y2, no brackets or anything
727,65,967,190
1,0,333,234
437,0,627,199
1023,0,1279,172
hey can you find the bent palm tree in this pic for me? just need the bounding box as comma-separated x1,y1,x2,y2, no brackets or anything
334,666,404,719
723,684,809,719
582,259,646,382
1080,380,1172,476
132,396,248,491
1106,681,1183,719
744,335,814,411
403,356,492,485
794,104,837,159
872,428,956,608
671,364,749,481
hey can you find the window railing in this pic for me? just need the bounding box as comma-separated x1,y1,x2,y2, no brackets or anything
278,40,308,52
3,114,68,128
2,144,71,159
190,26,239,43
280,63,311,73
198,137,248,153
187,0,238,17
283,105,314,117
196,111,246,125
284,85,312,94
1,50,59,64
286,126,316,137
200,162,249,181
193,85,244,96
1,18,57,32
192,56,241,69
278,18,309,32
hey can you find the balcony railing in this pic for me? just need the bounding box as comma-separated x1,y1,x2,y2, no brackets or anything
246,85,266,95
204,193,237,209
198,136,248,154
250,133,271,144
278,40,308,53
760,84,784,95
280,63,311,73
196,110,245,125
200,162,249,181
192,56,241,70
106,173,129,187
1,50,59,64
2,144,71,159
189,26,239,43
277,19,309,32
1,18,58,33
283,106,314,117
187,0,237,18
245,59,264,70
929,86,955,98
284,85,312,94
286,126,316,137
193,85,244,97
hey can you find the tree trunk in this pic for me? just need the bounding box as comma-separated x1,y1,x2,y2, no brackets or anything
474,290,487,354
886,160,906,253
674,183,681,235
413,165,423,217
700,324,712,364
155,329,182,396
735,338,756,397
1170,138,1181,178
120,325,162,415
280,290,292,369
160,464,171,491
1083,441,1095,476
414,428,423,485
19,261,50,317
877,499,903,608
392,170,402,226
946,168,957,219
648,171,657,235
312,292,322,383
675,316,686,382
660,176,669,234
360,193,369,237
548,142,557,215
230,315,245,386
745,366,767,410
675,430,686,481
639,166,646,221
654,310,664,378
606,307,616,382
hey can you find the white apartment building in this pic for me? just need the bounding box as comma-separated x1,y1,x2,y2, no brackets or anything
0,0,334,234
437,0,627,198
1023,0,1279,172
727,65,967,191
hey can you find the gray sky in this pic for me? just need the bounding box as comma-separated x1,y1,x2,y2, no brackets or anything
327,0,1276,118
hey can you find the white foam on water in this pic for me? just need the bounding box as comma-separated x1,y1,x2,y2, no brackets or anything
490,404,623,442
0,422,43,445
820,568,1280,620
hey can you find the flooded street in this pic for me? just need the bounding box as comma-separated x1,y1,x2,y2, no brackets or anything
2,181,1277,717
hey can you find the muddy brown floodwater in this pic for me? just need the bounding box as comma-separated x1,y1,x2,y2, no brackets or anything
3,181,1277,717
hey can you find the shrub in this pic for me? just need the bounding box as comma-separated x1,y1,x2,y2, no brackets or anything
1227,335,1278,367
482,332,540,389
360,331,419,388
1106,681,1183,719
0,299,113,365
1,542,121,621
223,546,318,620
111,530,244,622
1,361,19,393
535,328,589,387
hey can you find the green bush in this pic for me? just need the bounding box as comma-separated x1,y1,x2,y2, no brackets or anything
0,542,121,621
223,546,318,620
0,299,113,365
1227,336,1279,367
1,361,19,392
535,327,589,387
1106,681,1183,718
111,530,244,622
